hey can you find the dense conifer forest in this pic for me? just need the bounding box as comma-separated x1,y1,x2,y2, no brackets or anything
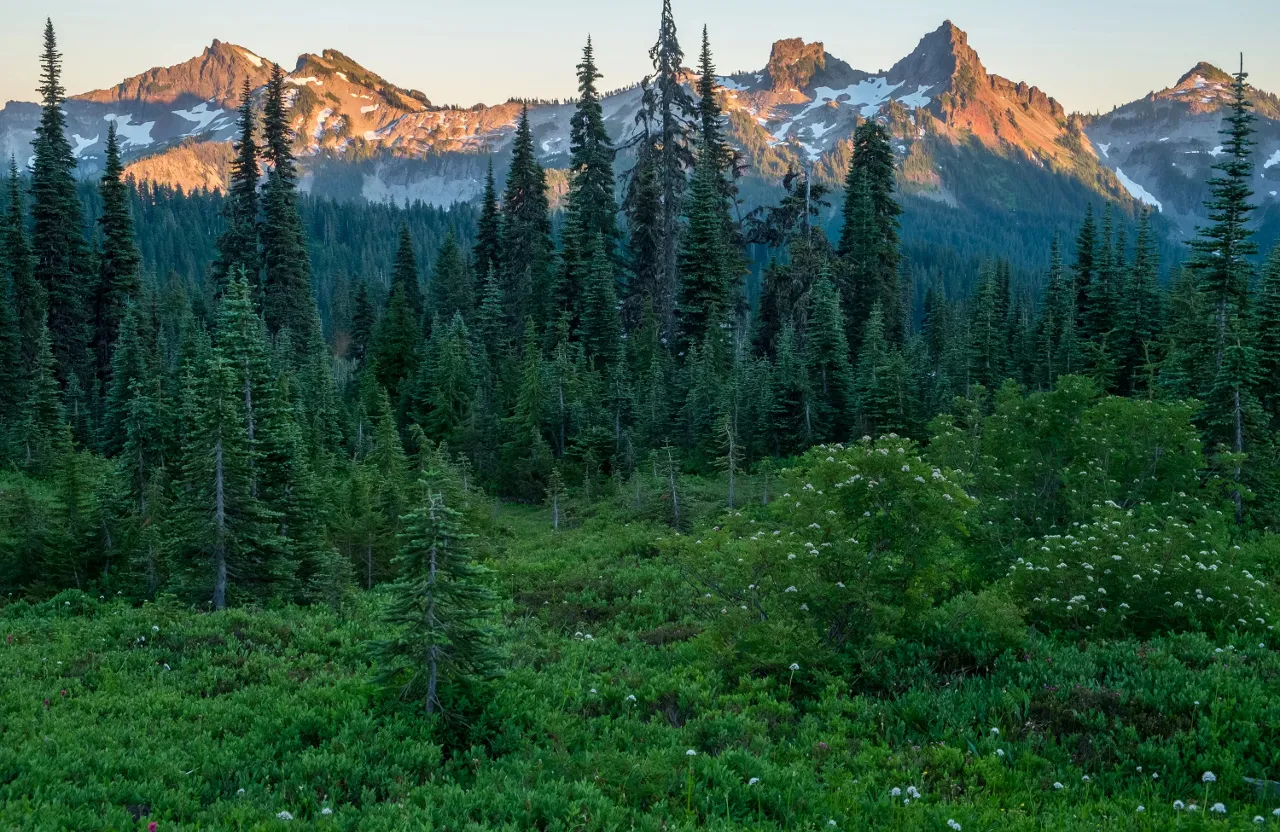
4,8,1280,829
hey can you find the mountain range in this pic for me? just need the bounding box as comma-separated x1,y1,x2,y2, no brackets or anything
2,20,1278,250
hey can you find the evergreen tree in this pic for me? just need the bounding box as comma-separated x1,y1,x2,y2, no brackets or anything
695,26,732,180
170,349,282,610
417,313,476,446
1037,234,1078,388
213,79,260,299
349,279,374,369
473,157,503,286
100,301,157,457
392,223,425,320
636,0,696,329
804,272,855,438
854,303,911,438
1072,204,1098,337
969,262,1008,391
579,233,622,373
92,122,142,393
15,323,66,474
260,63,317,348
30,19,91,387
1115,210,1161,395
428,231,473,325
678,151,732,350
370,283,423,409
4,157,42,371
475,265,508,369
566,36,619,254
838,119,902,344
622,142,663,322
372,486,499,715
1256,246,1280,413
1191,57,1258,363
501,107,554,328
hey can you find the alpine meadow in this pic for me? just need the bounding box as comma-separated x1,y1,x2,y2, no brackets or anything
8,4,1280,830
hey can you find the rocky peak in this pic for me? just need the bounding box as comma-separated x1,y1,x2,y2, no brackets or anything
75,39,272,109
888,20,982,90
1175,62,1235,89
765,39,827,93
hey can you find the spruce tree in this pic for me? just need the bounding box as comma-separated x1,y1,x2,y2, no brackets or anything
171,349,282,610
15,323,66,474
637,0,696,329
92,122,142,393
804,272,855,438
1037,234,1078,389
580,233,623,373
1072,204,1098,337
4,157,42,371
567,36,619,254
1191,57,1258,363
622,143,664,322
370,282,423,409
428,231,473,325
372,486,499,715
1115,210,1161,395
30,19,91,387
213,79,260,299
678,151,732,350
1256,246,1280,413
473,157,503,286
260,63,317,348
349,279,374,368
838,119,902,343
392,223,425,320
501,107,554,329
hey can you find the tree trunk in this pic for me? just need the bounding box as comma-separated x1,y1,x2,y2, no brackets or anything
213,439,228,611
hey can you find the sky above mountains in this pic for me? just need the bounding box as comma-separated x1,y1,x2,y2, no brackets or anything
1,0,1277,114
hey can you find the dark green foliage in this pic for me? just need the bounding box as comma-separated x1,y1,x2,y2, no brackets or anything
91,123,142,395
838,119,903,345
473,157,503,286
427,231,472,325
501,107,554,329
212,79,260,299
260,63,319,349
392,223,425,320
372,483,499,715
30,19,90,387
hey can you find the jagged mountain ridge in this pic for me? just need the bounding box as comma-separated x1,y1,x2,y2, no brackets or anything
0,20,1276,247
1082,63,1280,236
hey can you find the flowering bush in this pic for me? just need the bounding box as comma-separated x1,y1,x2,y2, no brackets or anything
1007,500,1276,639
678,437,975,671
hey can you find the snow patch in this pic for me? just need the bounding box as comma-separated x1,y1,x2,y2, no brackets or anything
363,130,378,141
809,121,839,140
540,137,564,153
802,77,904,120
313,107,334,141
1208,145,1225,157
1158,137,1169,142
360,104,379,114
1096,142,1111,158
896,84,933,110
336,72,348,81
717,77,748,92
172,102,225,134
286,76,321,86
103,114,155,147
238,48,263,68
70,134,98,158
1264,150,1280,169
1115,168,1162,211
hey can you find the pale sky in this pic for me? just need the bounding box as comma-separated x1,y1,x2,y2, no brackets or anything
1,0,1277,115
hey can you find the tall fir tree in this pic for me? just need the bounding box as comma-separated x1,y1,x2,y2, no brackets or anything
1190,56,1258,364
30,19,91,387
579,233,623,373
500,106,554,329
372,486,499,715
838,118,902,344
428,231,473,325
566,36,619,254
392,223,425,320
636,0,696,331
15,323,66,474
213,79,261,299
4,157,42,371
473,157,503,287
260,62,318,349
91,122,142,395
1256,246,1280,414
803,272,855,439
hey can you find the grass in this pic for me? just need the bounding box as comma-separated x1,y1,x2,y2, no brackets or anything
4,497,1280,830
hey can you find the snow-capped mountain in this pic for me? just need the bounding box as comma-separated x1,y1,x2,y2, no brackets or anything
1,20,1276,241
1082,63,1280,236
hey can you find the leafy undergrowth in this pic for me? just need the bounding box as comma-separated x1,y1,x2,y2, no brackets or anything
4,504,1280,830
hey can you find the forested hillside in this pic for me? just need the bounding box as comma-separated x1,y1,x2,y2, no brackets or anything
4,7,1280,829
